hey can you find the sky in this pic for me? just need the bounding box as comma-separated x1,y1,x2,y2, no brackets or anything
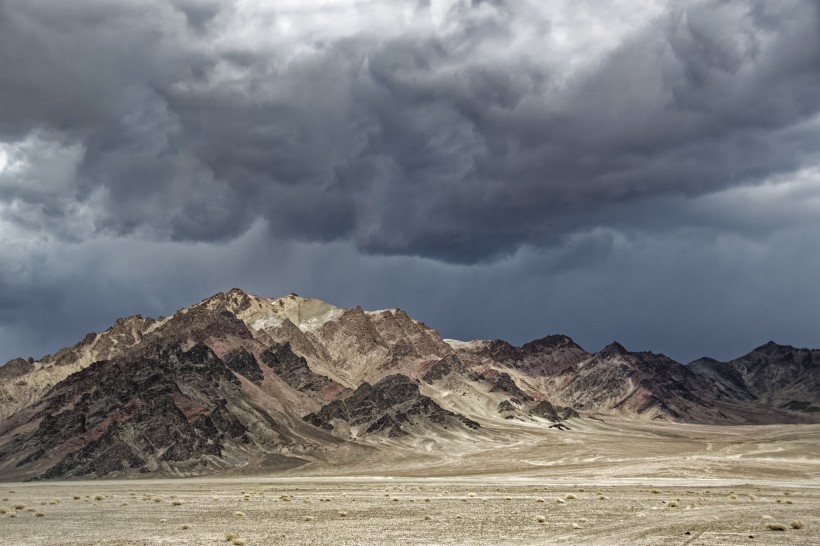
1,0,819,365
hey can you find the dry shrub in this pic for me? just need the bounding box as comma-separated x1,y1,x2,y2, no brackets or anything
423,515,432,521
181,524,190,530
304,516,314,522
766,523,787,531
791,520,805,530
668,501,679,508
535,515,546,523
224,532,240,541
535,498,545,503
338,511,348,517
233,511,245,518
35,512,44,517
565,494,576,500
171,500,184,506
556,498,566,504
12,503,25,510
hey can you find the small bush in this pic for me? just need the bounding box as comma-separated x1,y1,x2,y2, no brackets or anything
556,498,565,504
224,532,240,541
535,498,545,503
766,523,787,531
572,522,582,529
73,496,81,500
12,503,25,510
668,501,679,508
535,515,546,523
304,516,314,522
171,500,184,506
233,511,245,518
338,511,348,517
791,520,805,530
565,494,576,500
35,512,44,517
651,490,661,494
181,524,190,530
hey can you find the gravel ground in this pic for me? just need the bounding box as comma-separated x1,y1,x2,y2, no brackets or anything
1,478,817,545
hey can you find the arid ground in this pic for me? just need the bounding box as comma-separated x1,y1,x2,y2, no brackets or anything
2,420,819,545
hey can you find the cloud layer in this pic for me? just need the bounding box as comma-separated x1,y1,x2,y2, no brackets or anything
1,0,819,363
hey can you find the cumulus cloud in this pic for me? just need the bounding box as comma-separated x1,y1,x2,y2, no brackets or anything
1,0,819,362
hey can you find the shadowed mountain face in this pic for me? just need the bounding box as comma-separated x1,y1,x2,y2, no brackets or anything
0,288,818,480
304,374,480,438
690,342,820,414
0,343,305,480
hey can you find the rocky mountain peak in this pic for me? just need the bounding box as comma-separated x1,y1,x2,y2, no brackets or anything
599,341,629,358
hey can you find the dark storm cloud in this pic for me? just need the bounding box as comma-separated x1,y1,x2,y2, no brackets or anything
1,1,820,364
2,0,819,261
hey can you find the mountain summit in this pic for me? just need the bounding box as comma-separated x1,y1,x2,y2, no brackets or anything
0,289,817,480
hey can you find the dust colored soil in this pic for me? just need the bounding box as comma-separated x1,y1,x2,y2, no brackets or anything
1,420,818,545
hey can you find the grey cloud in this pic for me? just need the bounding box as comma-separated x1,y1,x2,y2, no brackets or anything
1,1,820,365
1,0,819,262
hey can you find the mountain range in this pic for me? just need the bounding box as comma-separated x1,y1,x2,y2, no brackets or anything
0,288,817,480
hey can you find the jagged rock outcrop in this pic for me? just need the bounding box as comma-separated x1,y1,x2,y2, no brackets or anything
0,343,305,480
260,343,340,395
529,400,579,421
303,374,479,438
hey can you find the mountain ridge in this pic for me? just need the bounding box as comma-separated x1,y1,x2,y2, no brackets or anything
1,288,818,480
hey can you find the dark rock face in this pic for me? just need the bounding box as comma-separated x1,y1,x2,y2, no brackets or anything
0,343,297,479
304,374,479,437
690,342,820,414
223,348,264,383
423,355,464,383
0,358,34,381
479,371,532,403
530,400,579,421
497,400,517,413
260,343,336,392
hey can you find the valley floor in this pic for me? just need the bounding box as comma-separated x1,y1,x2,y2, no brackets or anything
2,420,819,545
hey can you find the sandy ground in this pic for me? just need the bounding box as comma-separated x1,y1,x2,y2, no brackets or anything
1,420,818,545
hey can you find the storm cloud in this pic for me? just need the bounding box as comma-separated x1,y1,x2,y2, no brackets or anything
1,0,819,364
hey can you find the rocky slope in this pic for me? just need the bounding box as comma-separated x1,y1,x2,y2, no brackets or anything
0,288,818,480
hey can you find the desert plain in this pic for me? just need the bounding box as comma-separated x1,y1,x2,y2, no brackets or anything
1,418,818,545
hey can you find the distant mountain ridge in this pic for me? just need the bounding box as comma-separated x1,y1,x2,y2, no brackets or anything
0,288,817,480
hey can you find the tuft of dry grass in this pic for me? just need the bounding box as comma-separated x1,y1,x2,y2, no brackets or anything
535,498,545,503
651,489,661,494
224,532,240,542
338,511,348,517
572,522,582,529
535,515,546,523
556,498,566,504
12,503,25,510
181,524,190,530
766,523,787,531
73,496,81,500
233,511,245,518
791,520,805,529
304,516,314,522
35,512,44,517
565,494,576,500
668,501,679,508
423,515,432,521
171,500,184,506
